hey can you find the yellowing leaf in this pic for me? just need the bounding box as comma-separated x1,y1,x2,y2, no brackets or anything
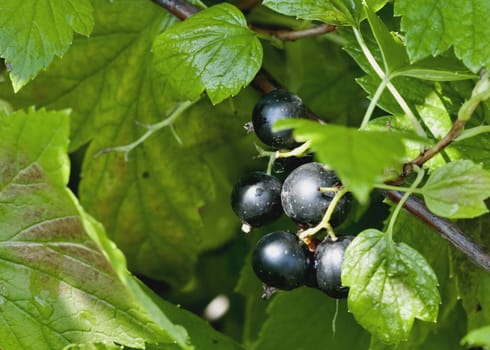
0,108,190,350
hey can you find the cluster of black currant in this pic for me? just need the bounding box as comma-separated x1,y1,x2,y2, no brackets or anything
231,89,354,299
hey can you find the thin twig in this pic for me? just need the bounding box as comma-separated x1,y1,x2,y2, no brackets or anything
409,120,466,169
95,99,198,161
151,0,199,19
234,0,262,11
251,23,336,41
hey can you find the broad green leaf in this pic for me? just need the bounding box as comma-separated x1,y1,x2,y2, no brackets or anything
364,3,409,73
0,0,93,92
0,0,253,286
0,0,177,151
362,4,475,81
275,119,407,203
0,108,190,350
368,210,463,350
152,3,263,105
263,0,362,26
395,0,490,73
253,288,370,350
461,325,490,349
262,0,389,26
342,229,440,345
422,160,490,218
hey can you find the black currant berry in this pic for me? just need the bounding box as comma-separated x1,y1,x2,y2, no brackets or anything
231,172,282,230
252,231,309,290
281,162,351,227
314,235,354,299
252,89,306,149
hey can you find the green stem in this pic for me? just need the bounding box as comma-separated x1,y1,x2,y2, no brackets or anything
255,141,311,174
95,97,200,161
454,125,490,142
352,27,426,137
275,140,311,158
374,183,424,194
458,71,490,122
253,30,284,48
319,187,340,193
299,188,348,241
360,77,389,129
266,154,275,175
386,166,425,240
254,144,276,175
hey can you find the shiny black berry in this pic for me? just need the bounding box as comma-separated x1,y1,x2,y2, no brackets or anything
314,235,354,299
252,231,309,290
281,162,351,227
252,89,306,149
231,172,282,229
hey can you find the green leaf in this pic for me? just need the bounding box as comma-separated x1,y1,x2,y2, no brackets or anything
262,0,362,26
253,288,370,350
0,0,93,92
365,115,433,166
152,3,263,105
422,160,490,218
0,0,177,151
372,210,464,350
275,119,407,203
262,0,389,26
364,3,409,73
461,325,490,349
0,108,190,350
342,229,440,345
0,0,253,286
395,0,490,73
